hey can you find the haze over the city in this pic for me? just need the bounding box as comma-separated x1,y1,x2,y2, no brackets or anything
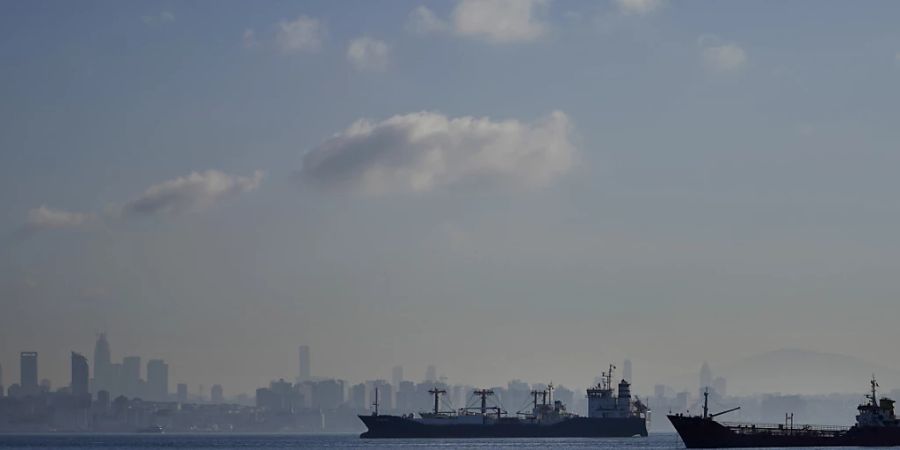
3,0,900,398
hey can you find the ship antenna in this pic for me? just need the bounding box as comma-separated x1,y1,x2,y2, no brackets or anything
703,387,709,419
606,364,616,390
871,374,879,407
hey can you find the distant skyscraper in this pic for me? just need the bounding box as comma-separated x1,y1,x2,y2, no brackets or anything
211,384,224,404
396,380,415,412
350,383,367,410
654,384,666,399
71,352,90,396
177,383,188,402
699,362,713,393
109,363,123,396
392,365,403,388
312,379,345,409
146,359,169,401
20,352,38,392
93,334,111,393
0,362,4,397
623,359,632,383
425,365,436,383
298,345,311,381
713,376,727,397
122,356,141,397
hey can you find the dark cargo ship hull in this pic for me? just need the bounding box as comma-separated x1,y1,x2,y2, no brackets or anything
669,415,900,448
359,415,647,438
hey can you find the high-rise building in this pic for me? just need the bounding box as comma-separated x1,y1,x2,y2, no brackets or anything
699,362,713,394
392,365,403,388
312,379,344,409
654,384,666,399
425,365,436,382
350,383,367,410
211,384,224,403
71,352,90,396
20,352,38,392
146,359,169,401
177,383,188,402
122,356,141,397
0,362,4,397
298,345,310,381
109,363,123,396
93,334,111,393
396,380,415,412
623,359,633,383
713,376,727,397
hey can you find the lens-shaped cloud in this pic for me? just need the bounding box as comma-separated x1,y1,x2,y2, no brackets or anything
297,111,575,195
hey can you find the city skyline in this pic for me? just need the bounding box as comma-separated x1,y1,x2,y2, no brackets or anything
3,334,899,402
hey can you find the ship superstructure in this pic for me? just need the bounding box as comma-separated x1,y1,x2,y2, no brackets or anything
588,364,641,419
668,376,900,448
359,365,648,438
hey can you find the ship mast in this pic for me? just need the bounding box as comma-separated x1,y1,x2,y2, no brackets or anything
703,387,709,419
372,387,379,416
870,374,879,407
474,389,495,423
429,388,447,415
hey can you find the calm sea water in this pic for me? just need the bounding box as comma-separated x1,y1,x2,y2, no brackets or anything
0,433,892,449
0,433,687,449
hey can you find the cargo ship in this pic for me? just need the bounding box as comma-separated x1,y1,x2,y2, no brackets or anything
668,376,900,448
359,365,648,438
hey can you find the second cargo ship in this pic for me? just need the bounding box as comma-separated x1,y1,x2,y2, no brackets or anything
668,376,900,448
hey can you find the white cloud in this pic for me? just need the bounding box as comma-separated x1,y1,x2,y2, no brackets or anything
276,15,324,53
23,206,93,233
453,0,548,43
407,6,449,34
700,38,747,72
347,37,390,72
615,0,666,15
298,111,575,195
142,11,175,25
242,28,259,49
122,170,264,217
409,0,548,44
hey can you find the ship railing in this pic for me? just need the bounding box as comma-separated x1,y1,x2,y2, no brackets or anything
720,421,851,436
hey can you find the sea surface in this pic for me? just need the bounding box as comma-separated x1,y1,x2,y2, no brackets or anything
0,433,675,449
0,433,895,449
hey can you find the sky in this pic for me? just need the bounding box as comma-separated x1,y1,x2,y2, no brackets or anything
3,0,900,397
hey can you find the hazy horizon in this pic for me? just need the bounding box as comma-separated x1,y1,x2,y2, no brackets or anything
3,338,900,399
4,0,900,398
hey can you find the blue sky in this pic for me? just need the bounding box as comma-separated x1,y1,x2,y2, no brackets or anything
3,0,900,395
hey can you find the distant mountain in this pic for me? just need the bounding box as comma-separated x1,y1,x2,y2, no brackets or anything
717,348,900,395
